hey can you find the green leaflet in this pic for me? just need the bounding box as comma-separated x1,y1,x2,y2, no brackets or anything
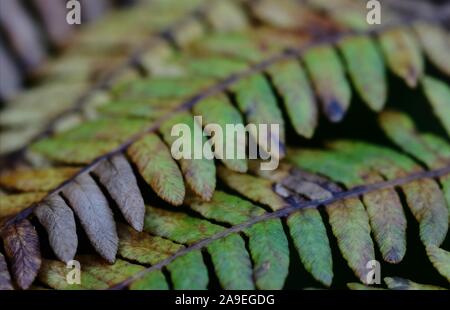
426,246,450,282
193,32,264,62
119,220,202,290
420,134,450,218
379,111,440,166
347,283,384,290
246,219,289,290
188,190,265,224
0,252,13,290
186,56,249,79
327,199,375,284
167,251,208,290
0,167,78,192
287,210,333,286
0,192,47,218
207,235,254,290
31,138,119,164
98,101,175,120
338,35,387,111
170,18,204,48
422,76,450,136
378,28,423,88
402,179,448,247
217,166,285,210
192,95,248,172
114,77,211,100
288,150,376,282
56,118,147,143
128,133,185,206
79,256,144,287
384,277,446,290
143,206,252,289
267,60,318,138
144,206,222,244
231,74,286,158
303,45,352,122
206,0,249,32
414,22,450,76
129,271,169,290
189,191,288,289
159,112,216,201
118,224,183,265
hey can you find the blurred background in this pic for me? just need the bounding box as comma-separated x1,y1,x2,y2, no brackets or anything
0,0,448,104
0,0,144,103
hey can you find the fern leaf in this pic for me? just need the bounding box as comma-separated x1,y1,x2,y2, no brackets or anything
128,133,185,206
231,74,286,158
303,45,352,122
422,76,450,136
326,198,375,284
129,271,169,290
0,252,13,290
287,210,333,287
34,195,78,263
338,35,387,111
1,219,41,289
93,154,145,231
207,235,254,290
217,167,285,209
1,0,450,292
192,95,248,172
267,60,318,138
378,28,424,88
426,245,450,282
166,251,208,290
118,223,183,265
62,174,119,263
160,112,216,200
414,22,450,76
384,277,446,290
31,138,119,165
0,167,78,192
0,193,46,218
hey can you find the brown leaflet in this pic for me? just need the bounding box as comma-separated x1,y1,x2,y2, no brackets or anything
62,173,118,263
93,154,145,231
33,194,78,263
1,219,41,289
0,252,13,290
